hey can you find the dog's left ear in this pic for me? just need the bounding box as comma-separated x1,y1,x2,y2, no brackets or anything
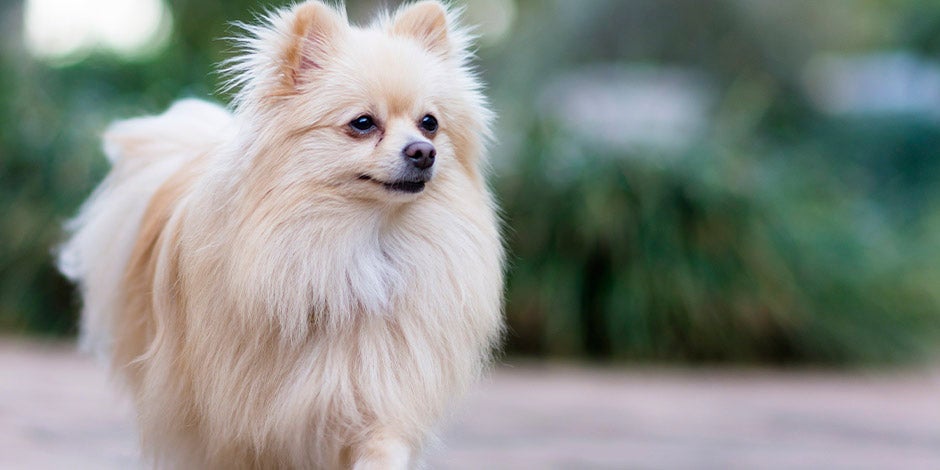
392,1,452,56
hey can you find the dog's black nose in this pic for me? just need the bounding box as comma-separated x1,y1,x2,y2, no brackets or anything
403,141,436,170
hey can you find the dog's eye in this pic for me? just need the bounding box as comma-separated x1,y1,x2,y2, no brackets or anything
350,115,377,133
420,114,438,134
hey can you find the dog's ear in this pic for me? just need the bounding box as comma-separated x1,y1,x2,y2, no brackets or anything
391,1,451,56
284,1,346,87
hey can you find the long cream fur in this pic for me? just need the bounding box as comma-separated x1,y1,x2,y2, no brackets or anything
57,2,503,468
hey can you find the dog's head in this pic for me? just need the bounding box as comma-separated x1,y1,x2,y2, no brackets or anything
226,1,491,205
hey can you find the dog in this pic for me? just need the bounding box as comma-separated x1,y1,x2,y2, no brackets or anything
57,1,503,468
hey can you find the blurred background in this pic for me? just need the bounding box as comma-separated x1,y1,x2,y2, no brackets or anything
4,0,940,467
4,0,940,366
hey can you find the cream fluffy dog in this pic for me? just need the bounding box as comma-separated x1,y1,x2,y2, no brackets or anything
57,1,503,468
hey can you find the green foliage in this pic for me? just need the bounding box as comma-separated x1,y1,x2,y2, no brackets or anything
499,123,940,364
3,0,940,364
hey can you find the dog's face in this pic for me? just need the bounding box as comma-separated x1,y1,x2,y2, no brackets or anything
233,1,489,206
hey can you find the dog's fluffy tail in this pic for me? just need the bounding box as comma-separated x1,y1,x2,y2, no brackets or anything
58,99,233,358
101,99,234,174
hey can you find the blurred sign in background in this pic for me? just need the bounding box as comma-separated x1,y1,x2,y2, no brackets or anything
3,0,940,366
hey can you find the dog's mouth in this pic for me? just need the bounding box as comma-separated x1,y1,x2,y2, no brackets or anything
358,175,426,194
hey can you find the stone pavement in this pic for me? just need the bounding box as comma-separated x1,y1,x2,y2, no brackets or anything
2,339,940,469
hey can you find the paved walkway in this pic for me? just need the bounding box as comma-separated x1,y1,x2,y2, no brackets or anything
2,339,940,469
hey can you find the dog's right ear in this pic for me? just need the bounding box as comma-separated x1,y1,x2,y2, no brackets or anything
282,1,346,88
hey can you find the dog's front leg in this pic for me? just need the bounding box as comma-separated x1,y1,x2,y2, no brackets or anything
350,434,413,470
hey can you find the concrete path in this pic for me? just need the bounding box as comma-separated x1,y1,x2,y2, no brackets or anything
2,339,940,469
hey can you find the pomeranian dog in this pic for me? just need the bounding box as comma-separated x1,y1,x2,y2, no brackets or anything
57,1,503,468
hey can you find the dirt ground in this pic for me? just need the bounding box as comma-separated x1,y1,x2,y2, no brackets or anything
2,339,940,469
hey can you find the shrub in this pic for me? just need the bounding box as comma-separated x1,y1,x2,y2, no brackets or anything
499,123,940,364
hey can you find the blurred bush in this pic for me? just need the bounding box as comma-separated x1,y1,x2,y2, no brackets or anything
499,122,940,364
2,0,940,364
